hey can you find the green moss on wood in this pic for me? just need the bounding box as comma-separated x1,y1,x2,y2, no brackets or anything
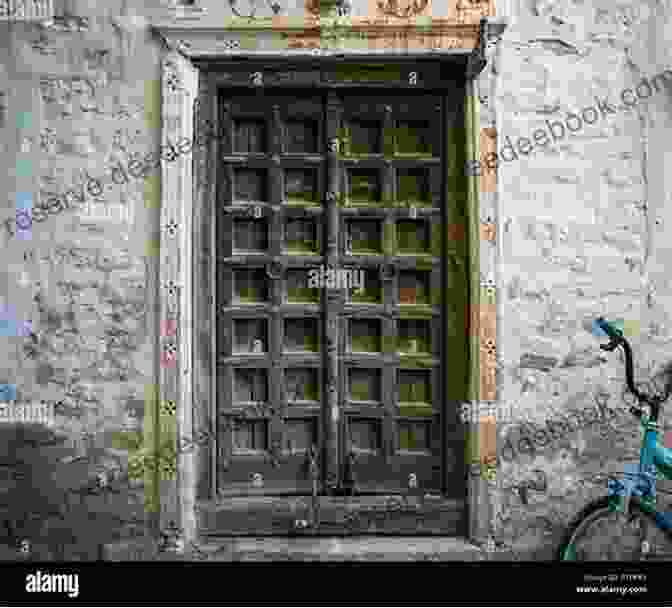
382,334,397,354
431,224,442,257
398,306,433,319
288,288,319,303
383,222,395,255
397,403,433,417
399,356,434,368
352,334,380,352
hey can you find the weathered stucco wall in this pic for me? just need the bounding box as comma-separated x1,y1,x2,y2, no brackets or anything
490,0,672,555
0,0,670,560
0,0,166,559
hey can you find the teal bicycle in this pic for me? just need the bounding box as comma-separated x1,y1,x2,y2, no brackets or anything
559,317,672,561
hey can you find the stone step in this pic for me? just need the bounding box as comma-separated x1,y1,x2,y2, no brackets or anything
93,535,558,561
188,536,486,561
102,536,159,561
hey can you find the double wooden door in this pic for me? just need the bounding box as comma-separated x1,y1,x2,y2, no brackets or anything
211,86,466,534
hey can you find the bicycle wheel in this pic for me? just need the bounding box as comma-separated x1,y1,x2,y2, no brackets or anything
559,496,672,561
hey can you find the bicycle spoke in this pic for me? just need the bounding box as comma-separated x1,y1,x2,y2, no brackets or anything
570,509,641,560
564,321,672,562
568,506,672,561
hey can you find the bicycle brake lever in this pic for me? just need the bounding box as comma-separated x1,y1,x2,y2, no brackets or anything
600,340,620,352
629,405,643,419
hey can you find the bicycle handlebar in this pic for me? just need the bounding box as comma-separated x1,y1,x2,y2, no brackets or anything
595,317,624,341
594,317,669,410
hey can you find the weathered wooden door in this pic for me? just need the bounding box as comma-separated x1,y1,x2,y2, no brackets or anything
217,91,329,496
332,91,445,498
205,68,467,535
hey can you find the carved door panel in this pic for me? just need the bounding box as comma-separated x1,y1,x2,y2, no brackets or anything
217,92,327,495
336,93,445,495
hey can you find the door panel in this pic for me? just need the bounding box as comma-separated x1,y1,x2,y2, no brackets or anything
214,85,463,533
337,92,444,495
217,92,326,495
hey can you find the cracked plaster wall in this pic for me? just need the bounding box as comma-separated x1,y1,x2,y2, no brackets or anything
0,0,167,559
490,0,672,553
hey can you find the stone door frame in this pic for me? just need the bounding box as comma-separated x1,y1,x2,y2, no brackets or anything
151,16,507,548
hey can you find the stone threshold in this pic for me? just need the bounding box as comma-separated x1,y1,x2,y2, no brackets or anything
103,535,556,561
158,537,555,562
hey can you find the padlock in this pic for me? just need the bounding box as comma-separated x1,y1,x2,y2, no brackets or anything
252,472,263,488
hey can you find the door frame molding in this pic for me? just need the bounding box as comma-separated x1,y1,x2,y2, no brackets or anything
151,16,506,548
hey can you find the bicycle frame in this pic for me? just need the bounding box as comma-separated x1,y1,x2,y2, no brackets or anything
606,417,672,532
596,318,672,530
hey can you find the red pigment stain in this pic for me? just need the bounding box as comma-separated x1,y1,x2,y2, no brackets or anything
161,320,177,337
160,351,177,367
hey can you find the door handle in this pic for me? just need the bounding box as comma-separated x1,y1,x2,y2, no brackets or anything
294,445,321,532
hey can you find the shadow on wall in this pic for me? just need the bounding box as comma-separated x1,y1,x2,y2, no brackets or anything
0,422,144,560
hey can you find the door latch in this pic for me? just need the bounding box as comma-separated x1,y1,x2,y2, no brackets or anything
343,450,357,496
308,445,319,494
307,445,320,530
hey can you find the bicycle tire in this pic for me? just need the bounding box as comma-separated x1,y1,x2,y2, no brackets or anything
558,495,672,561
